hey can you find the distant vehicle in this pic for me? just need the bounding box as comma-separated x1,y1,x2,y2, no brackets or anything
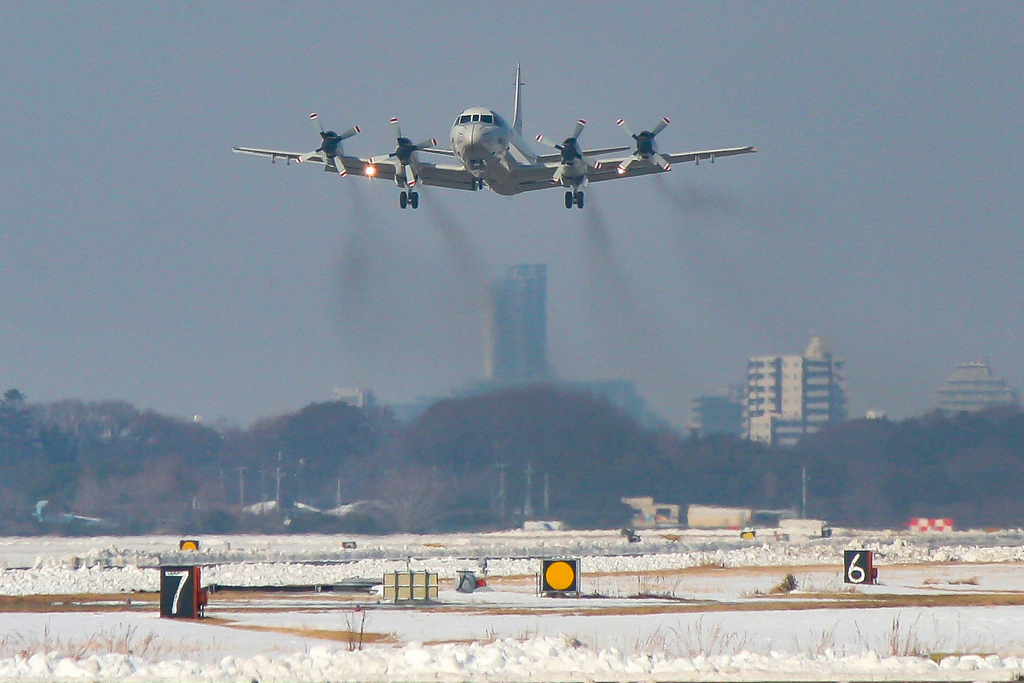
233,66,756,210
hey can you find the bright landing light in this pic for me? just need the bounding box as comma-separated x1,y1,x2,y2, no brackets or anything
364,165,377,177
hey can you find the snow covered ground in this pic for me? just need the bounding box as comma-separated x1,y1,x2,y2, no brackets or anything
3,528,1024,681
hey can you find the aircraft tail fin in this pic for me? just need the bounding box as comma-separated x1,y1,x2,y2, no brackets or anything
512,63,523,135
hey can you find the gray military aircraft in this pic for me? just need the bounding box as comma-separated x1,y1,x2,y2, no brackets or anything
233,67,756,210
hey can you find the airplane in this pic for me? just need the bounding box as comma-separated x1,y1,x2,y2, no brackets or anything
232,67,756,210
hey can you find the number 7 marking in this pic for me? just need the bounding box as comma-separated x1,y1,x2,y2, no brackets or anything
166,571,189,614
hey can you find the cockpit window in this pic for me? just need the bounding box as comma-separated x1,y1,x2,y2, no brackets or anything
471,114,480,122
458,115,471,124
480,114,493,123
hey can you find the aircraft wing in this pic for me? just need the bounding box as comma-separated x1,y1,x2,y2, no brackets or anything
418,163,477,190
233,146,310,164
510,146,756,192
419,147,457,157
338,157,476,191
534,146,630,165
663,145,757,165
585,145,757,183
234,147,474,189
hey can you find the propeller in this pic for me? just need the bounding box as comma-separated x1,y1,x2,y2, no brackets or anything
369,117,437,188
535,119,600,184
615,117,671,174
299,113,360,175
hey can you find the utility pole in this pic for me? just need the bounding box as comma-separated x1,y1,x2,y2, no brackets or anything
801,466,808,518
275,451,283,508
237,467,246,509
496,463,507,524
543,472,549,517
523,462,534,519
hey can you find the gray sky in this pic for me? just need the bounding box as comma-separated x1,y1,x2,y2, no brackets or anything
1,2,1022,427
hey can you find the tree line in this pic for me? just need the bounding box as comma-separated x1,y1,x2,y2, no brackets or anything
1,386,1022,534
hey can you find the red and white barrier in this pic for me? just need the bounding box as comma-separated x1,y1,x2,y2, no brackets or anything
909,517,953,532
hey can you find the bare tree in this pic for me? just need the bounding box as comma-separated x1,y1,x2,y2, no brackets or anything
374,466,450,532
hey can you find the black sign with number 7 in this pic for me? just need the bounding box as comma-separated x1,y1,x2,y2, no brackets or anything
160,566,201,618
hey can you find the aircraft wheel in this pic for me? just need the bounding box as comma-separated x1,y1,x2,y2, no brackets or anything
409,191,419,209
575,191,585,208
564,191,573,209
399,191,408,209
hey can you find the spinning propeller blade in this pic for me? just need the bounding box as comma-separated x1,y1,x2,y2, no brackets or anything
616,117,671,173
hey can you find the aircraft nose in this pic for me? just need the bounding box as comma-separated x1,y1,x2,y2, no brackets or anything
471,123,495,145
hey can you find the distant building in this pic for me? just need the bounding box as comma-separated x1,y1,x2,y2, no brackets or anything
936,360,1018,413
332,387,375,408
486,264,548,383
744,337,848,447
690,385,745,437
622,497,680,529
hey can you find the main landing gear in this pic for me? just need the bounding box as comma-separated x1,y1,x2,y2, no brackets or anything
564,190,584,209
471,178,485,191
399,190,420,209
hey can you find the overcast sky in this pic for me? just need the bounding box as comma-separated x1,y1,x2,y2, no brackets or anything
1,2,1022,427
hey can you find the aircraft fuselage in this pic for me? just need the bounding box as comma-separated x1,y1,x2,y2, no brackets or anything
449,106,571,196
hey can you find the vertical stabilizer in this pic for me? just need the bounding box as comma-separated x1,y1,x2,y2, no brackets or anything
512,64,523,135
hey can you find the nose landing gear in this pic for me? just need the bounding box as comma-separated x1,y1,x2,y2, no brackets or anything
564,190,584,209
399,190,420,209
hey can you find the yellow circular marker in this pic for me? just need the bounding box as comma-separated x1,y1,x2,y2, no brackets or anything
179,540,199,551
545,561,576,591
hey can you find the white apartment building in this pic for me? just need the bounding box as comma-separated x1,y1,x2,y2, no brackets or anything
936,360,1018,413
744,337,848,447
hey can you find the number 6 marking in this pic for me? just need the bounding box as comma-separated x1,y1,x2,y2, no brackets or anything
847,553,865,583
166,571,189,614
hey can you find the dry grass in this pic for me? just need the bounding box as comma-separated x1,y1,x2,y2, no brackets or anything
0,623,206,660
671,617,752,657
923,576,980,586
212,616,397,649
0,593,157,613
768,573,799,595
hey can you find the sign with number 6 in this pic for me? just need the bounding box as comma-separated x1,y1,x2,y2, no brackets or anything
843,550,875,585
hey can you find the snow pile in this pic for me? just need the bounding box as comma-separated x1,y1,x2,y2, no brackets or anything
0,637,1020,682
0,565,155,596
8,529,1024,572
8,536,1024,596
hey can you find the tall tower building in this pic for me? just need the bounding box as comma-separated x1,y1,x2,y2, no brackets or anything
744,337,847,447
690,385,745,437
486,264,548,383
936,359,1018,413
